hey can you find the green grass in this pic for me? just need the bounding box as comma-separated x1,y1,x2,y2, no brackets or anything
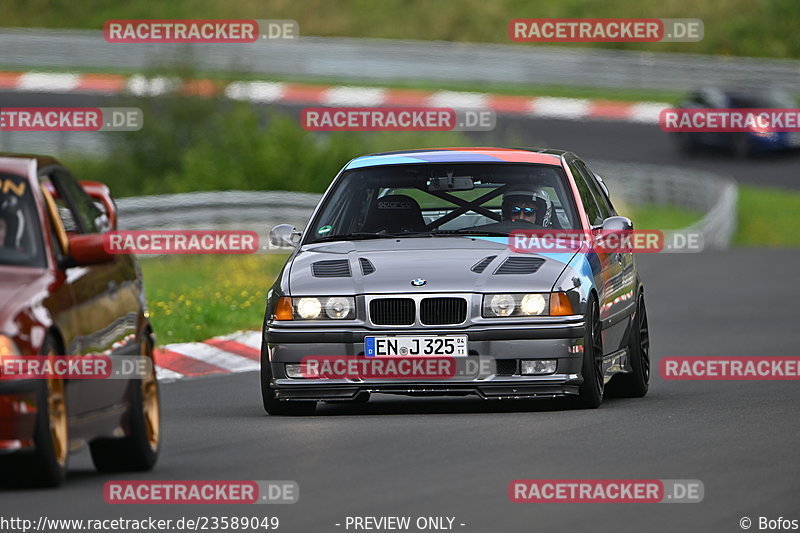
735,186,800,247
140,253,288,344
622,204,703,230
2,0,799,58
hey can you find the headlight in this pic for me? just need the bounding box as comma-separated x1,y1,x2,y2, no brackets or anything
296,298,323,319
488,294,516,316
483,293,550,317
0,334,21,363
520,294,547,315
278,297,356,320
324,297,352,319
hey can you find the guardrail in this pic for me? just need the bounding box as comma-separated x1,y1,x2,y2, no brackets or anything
116,160,738,249
1,29,798,91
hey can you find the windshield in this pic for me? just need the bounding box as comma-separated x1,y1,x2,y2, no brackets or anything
305,163,580,244
730,90,797,108
0,173,46,267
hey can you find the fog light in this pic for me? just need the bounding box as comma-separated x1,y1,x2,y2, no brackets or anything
521,359,557,375
285,364,305,378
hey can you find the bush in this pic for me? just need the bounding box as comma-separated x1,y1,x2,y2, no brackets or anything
66,96,469,197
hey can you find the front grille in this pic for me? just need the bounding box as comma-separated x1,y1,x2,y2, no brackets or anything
370,298,415,325
495,359,518,376
420,297,467,325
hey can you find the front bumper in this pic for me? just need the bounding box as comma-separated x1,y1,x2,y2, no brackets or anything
264,320,585,401
0,379,39,454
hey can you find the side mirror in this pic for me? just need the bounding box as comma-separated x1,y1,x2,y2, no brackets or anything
80,181,118,230
69,234,115,266
601,216,633,232
269,224,301,248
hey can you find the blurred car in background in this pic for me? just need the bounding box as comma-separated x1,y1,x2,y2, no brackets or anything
0,154,160,487
674,87,800,157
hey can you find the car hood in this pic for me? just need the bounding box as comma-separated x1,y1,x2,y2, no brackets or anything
288,237,577,295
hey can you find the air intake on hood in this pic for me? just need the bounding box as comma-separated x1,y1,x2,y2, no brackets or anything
471,255,496,273
494,256,545,275
359,258,376,275
311,259,352,278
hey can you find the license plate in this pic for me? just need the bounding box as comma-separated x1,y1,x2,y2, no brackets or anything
365,336,468,357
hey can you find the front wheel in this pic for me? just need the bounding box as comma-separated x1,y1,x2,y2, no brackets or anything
90,332,161,472
0,336,69,487
607,294,650,398
572,298,604,409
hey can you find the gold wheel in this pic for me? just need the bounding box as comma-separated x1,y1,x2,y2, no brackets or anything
46,375,68,467
141,339,160,451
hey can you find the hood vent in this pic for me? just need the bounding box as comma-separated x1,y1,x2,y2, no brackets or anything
359,258,376,275
494,256,545,275
471,255,496,273
311,259,352,278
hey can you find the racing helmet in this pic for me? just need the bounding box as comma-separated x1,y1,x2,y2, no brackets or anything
501,184,552,226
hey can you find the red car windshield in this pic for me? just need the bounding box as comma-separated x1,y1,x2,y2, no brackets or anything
0,173,46,267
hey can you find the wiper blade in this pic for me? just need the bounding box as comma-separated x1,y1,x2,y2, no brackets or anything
448,229,509,237
313,232,395,243
393,229,510,238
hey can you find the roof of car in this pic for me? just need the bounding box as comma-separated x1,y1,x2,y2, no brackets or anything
344,147,566,170
0,153,61,168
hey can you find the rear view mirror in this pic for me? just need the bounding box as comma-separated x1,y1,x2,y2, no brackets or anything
270,224,301,248
80,181,118,230
69,234,114,266
601,216,634,232
427,176,474,192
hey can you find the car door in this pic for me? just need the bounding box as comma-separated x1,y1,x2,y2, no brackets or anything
578,159,637,354
42,167,140,418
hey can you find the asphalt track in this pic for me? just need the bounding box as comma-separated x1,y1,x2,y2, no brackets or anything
1,91,800,532
1,90,800,190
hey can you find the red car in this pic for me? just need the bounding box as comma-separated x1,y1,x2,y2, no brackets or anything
0,154,160,487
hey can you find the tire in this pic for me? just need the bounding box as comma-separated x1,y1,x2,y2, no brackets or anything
260,352,316,416
607,294,650,398
572,298,604,409
89,332,160,472
0,336,70,487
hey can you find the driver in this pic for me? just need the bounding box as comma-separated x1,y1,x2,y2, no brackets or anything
501,185,552,226
0,195,21,249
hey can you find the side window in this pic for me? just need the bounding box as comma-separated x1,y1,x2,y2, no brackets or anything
579,162,615,219
50,170,106,234
569,160,603,226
